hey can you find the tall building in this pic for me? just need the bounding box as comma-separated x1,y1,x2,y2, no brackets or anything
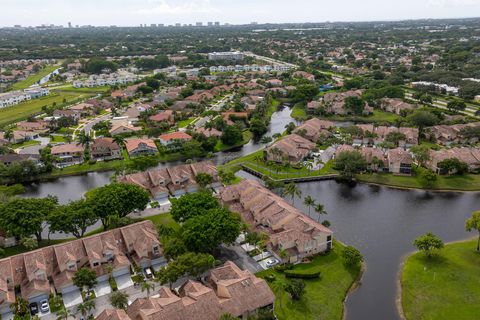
214,21,220,26
68,22,72,28
208,51,244,61
196,22,203,27
208,22,213,26
150,24,157,27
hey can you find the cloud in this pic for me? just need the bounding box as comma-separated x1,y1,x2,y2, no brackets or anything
134,0,220,15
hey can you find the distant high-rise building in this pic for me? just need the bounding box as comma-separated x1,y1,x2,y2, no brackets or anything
68,22,72,28
151,24,157,27
158,24,164,27
13,25,21,28
208,22,213,26
175,23,181,27
251,22,258,25
214,22,220,26
196,22,203,27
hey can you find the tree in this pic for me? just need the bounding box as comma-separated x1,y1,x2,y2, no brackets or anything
181,207,241,253
418,168,437,187
109,291,129,310
194,173,213,189
437,158,469,175
285,279,305,300
48,199,98,238
221,125,243,146
56,307,74,320
86,183,150,229
0,197,57,242
385,131,407,146
411,145,431,166
303,195,315,217
250,118,268,140
283,182,302,205
342,246,363,266
446,99,466,112
76,300,96,318
334,151,367,180
10,297,29,317
73,268,98,292
170,191,219,222
413,232,444,258
174,252,215,278
465,211,480,252
344,96,365,115
141,281,155,297
314,203,328,224
220,314,237,320
156,262,184,290
78,131,92,147
408,110,439,130
20,237,38,250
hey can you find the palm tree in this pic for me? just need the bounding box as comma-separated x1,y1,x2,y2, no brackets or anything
303,195,316,217
283,182,302,205
4,130,13,143
56,307,74,320
78,131,92,147
76,302,89,318
10,297,29,317
141,281,155,297
112,135,125,147
314,203,327,223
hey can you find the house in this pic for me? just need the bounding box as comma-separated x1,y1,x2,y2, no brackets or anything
220,179,333,263
195,127,222,138
355,124,419,147
424,123,480,146
149,110,174,125
109,124,142,136
426,148,480,174
98,260,274,320
321,90,373,115
53,109,81,121
0,221,162,311
117,161,220,199
380,98,415,115
17,121,49,132
387,148,413,174
10,130,39,144
221,112,248,126
293,71,315,81
124,139,158,157
293,118,334,143
69,102,95,116
158,132,192,147
51,143,84,167
265,134,316,164
90,138,122,160
0,154,40,166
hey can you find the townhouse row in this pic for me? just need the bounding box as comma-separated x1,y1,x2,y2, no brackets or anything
0,88,50,108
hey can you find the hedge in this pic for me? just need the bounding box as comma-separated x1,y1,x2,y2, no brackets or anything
284,269,321,279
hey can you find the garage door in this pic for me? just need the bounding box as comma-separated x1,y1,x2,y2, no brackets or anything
114,274,133,290
62,289,83,308
93,281,112,297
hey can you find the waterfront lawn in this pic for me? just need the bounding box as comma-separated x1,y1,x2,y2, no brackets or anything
402,240,480,320
320,110,401,124
214,130,252,152
291,104,308,121
0,92,87,128
356,172,480,191
10,65,59,90
257,241,360,320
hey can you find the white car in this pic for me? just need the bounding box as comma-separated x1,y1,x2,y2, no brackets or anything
265,258,278,268
40,299,49,313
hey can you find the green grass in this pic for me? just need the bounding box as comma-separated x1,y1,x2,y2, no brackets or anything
291,104,308,121
401,239,480,320
178,118,195,128
214,130,252,152
356,172,480,191
321,110,401,124
10,65,59,90
0,92,88,128
257,241,361,320
52,85,110,94
145,213,179,230
267,98,281,118
11,139,41,149
50,135,67,143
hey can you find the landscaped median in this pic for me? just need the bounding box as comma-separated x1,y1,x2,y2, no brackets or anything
400,239,480,320
256,241,362,320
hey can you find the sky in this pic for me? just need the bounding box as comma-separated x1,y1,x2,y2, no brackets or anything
1,0,480,27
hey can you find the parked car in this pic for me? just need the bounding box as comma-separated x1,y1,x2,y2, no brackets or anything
144,267,153,279
29,303,38,316
265,258,278,268
40,299,49,313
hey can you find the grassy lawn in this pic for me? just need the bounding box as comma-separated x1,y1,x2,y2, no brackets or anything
291,104,308,121
0,92,87,128
214,130,252,152
10,65,58,90
52,85,110,94
356,172,480,191
321,110,401,124
257,241,361,320
50,135,67,143
145,213,179,230
267,98,281,118
401,239,480,320
178,118,195,128
46,159,126,177
12,139,41,149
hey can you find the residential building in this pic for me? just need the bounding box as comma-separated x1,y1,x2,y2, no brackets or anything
149,110,174,125
265,134,316,164
51,143,84,167
124,138,158,157
293,118,334,143
109,124,142,136
220,179,333,263
387,148,413,174
117,161,220,199
98,260,274,320
426,147,480,174
380,98,415,115
208,52,244,61
53,109,81,121
158,132,192,147
17,121,49,132
90,138,122,160
0,154,40,166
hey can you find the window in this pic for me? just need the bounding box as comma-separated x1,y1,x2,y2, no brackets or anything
93,262,99,267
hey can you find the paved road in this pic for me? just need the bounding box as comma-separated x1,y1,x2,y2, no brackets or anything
72,113,112,140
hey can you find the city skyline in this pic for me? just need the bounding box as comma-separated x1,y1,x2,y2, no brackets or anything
2,0,480,27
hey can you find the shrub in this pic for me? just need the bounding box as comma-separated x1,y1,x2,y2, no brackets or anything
273,263,294,272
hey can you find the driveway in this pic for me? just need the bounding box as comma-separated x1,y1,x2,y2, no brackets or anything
94,281,112,297
62,289,83,308
218,245,263,274
115,274,134,290
1,311,13,320
28,294,50,317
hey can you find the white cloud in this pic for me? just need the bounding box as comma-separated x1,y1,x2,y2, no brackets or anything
134,0,220,15
427,0,478,7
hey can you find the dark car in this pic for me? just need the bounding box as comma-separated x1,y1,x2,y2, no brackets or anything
29,302,39,316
